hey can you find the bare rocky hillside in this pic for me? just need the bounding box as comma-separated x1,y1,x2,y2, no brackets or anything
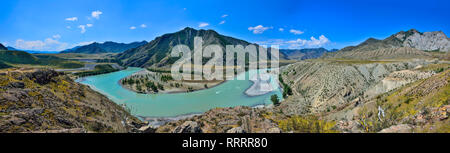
0,68,144,133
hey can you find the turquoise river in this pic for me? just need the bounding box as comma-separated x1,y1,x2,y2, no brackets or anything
76,67,282,117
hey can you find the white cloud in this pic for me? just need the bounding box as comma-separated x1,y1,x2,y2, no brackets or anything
65,17,78,21
198,22,209,28
15,38,69,51
66,26,71,29
290,29,304,35
256,35,330,49
221,14,228,18
279,28,284,32
77,24,93,33
91,10,103,19
183,8,187,11
130,26,136,30
140,24,147,28
71,41,95,47
219,21,226,25
286,35,329,48
78,25,86,33
15,39,45,50
13,38,99,51
248,25,273,34
52,34,61,39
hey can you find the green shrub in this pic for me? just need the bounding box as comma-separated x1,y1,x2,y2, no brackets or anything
271,94,280,106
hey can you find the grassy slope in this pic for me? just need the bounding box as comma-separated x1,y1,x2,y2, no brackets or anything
0,61,12,69
74,64,119,77
0,50,84,69
357,66,449,133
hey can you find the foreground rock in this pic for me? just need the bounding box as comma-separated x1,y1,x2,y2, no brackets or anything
173,121,202,133
157,106,280,133
378,124,413,133
0,68,143,133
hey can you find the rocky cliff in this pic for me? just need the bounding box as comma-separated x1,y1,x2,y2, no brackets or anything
323,29,450,59
396,29,450,52
0,68,144,133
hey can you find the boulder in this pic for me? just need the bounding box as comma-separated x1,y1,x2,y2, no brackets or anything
25,69,60,85
267,127,282,133
172,121,202,133
139,125,157,133
226,127,246,133
8,82,25,88
378,124,413,133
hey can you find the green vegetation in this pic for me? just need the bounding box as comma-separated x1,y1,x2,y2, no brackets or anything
160,74,174,82
0,50,40,64
63,41,147,54
96,59,123,65
147,68,172,73
122,76,167,93
117,27,253,68
145,81,158,92
417,63,450,73
271,94,280,106
0,61,12,69
358,69,450,132
157,83,164,90
278,74,293,98
0,51,84,69
34,55,84,69
277,115,337,133
74,64,119,77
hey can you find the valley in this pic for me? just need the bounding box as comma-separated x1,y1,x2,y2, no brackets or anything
1,28,449,133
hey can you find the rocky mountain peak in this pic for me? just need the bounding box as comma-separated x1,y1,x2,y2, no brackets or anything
339,29,450,53
398,29,450,51
0,43,7,50
177,27,219,36
117,27,252,67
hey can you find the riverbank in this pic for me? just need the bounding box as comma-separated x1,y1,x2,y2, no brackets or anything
119,69,225,94
77,67,283,117
245,71,277,96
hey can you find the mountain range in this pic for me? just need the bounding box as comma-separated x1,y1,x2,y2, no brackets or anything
61,41,148,54
5,46,60,54
342,29,450,52
116,27,259,68
0,43,7,50
280,48,338,60
323,29,450,59
2,28,449,133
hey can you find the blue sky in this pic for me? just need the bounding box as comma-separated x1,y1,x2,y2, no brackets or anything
0,0,449,51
